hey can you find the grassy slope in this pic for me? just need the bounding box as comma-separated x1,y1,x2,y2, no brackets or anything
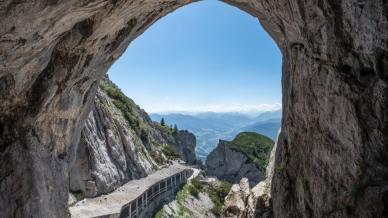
225,132,274,172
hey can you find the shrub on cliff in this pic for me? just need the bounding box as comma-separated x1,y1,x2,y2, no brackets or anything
162,144,180,160
99,79,141,134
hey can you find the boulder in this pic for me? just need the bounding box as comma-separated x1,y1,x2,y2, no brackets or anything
221,179,272,218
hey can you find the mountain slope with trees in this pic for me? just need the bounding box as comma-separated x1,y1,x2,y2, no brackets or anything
69,77,197,199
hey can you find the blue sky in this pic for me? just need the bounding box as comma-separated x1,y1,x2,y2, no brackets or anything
108,0,282,113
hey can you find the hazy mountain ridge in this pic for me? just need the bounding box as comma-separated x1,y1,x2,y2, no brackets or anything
238,118,281,139
150,110,281,161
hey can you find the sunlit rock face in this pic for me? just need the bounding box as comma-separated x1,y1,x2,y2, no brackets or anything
69,87,157,198
174,130,197,164
0,1,193,217
206,140,263,186
0,0,387,217
69,79,198,198
221,178,272,218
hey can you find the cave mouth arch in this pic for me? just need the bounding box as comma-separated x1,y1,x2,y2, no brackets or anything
107,0,282,162
0,0,387,217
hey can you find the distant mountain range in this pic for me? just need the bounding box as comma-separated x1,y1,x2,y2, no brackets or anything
150,110,281,161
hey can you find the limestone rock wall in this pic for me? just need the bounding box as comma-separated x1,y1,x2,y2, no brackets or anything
69,88,157,197
220,129,279,218
226,0,388,217
0,0,387,217
174,130,197,165
206,140,263,186
69,78,198,198
221,178,272,218
265,129,280,194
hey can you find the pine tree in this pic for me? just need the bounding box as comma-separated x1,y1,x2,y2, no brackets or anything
160,118,165,126
174,124,178,134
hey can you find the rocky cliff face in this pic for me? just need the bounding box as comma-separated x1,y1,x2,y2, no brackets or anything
221,178,272,218
69,78,197,198
159,191,216,218
206,140,263,187
70,88,154,197
174,130,197,165
220,131,279,218
1,0,387,217
206,132,274,187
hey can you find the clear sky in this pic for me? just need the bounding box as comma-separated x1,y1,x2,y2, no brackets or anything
108,0,282,114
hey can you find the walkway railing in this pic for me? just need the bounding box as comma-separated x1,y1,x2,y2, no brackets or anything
119,169,193,218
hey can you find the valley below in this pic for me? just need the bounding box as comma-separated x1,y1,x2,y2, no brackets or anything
150,111,281,161
66,77,278,218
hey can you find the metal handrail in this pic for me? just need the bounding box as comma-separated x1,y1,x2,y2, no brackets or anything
120,169,194,218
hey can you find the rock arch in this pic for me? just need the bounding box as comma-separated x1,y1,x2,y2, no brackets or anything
0,0,387,217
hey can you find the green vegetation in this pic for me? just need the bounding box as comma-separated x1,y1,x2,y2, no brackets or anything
276,164,284,173
100,78,184,165
162,144,180,160
225,132,274,172
187,184,199,198
71,190,85,202
175,183,195,217
191,178,203,191
275,152,289,174
155,122,175,135
207,180,232,216
149,150,165,164
99,79,141,134
184,178,231,216
154,210,163,218
153,177,231,218
188,178,203,198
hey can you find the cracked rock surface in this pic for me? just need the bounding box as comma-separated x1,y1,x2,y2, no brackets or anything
69,77,198,198
1,0,387,217
206,140,263,186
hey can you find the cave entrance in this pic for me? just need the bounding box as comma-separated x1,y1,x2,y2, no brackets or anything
107,0,282,162
67,2,283,216
2,0,386,217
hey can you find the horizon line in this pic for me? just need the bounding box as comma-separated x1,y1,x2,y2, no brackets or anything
146,108,282,114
